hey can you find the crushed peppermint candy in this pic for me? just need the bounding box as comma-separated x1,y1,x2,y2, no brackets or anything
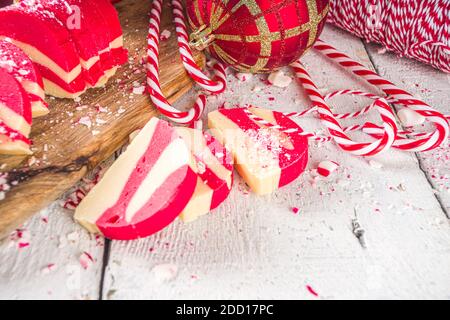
79,251,95,270
95,118,107,125
67,231,80,244
160,29,172,41
40,211,49,223
63,168,103,210
268,70,292,88
235,72,252,82
306,285,319,297
0,172,9,201
96,104,108,113
41,263,57,275
132,85,146,95
317,161,340,177
77,116,92,129
10,228,30,249
397,108,426,127
252,85,263,92
152,263,178,283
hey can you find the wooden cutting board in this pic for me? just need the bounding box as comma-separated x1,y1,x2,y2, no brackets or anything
0,0,204,238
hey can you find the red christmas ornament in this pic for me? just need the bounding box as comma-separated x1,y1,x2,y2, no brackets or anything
186,0,330,73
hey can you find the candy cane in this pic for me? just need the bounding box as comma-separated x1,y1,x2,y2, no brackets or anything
147,0,202,124
314,40,449,152
165,3,446,155
171,0,226,94
325,90,450,139
292,61,398,156
146,0,226,124
246,88,400,147
243,108,332,142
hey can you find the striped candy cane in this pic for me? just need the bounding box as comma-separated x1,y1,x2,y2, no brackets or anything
146,0,226,124
313,39,449,152
324,90,399,136
292,61,398,156
245,89,401,148
243,107,332,142
171,0,226,94
326,90,450,136
153,2,447,155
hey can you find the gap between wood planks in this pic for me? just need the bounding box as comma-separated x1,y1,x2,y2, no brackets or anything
97,149,121,300
98,239,111,300
363,41,450,219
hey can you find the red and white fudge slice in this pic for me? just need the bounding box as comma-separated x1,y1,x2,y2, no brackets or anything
0,2,86,98
86,0,123,82
0,40,47,117
208,107,309,195
176,128,233,222
0,67,32,154
96,0,128,68
36,0,108,88
74,118,197,240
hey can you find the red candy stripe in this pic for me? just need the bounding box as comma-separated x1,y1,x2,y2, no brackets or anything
313,40,449,152
171,0,226,94
0,121,31,145
146,0,226,124
292,61,398,156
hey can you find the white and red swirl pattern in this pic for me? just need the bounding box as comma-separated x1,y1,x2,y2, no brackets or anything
74,118,197,240
208,107,309,195
96,0,128,68
176,127,233,222
0,2,86,98
0,0,127,99
37,0,110,88
0,40,47,117
0,67,32,154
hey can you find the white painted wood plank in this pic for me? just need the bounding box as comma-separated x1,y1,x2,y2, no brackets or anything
364,42,450,213
0,179,105,299
102,25,450,300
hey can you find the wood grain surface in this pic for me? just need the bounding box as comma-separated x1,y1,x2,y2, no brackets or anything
0,0,204,238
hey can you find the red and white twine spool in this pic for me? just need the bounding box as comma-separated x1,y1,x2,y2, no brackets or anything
328,0,450,73
146,0,226,124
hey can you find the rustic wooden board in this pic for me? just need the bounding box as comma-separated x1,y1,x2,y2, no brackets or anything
0,0,204,238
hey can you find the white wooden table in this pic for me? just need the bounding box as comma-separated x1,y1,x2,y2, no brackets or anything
1,25,449,300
